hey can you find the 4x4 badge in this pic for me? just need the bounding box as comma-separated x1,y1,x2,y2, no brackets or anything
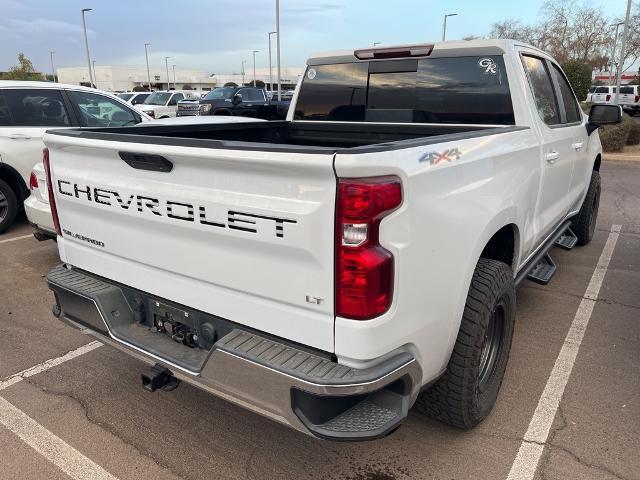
419,148,462,166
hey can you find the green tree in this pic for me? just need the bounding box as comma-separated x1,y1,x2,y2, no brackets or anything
0,53,44,81
561,61,592,101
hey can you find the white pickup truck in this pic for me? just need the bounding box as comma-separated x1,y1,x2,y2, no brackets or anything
43,40,621,441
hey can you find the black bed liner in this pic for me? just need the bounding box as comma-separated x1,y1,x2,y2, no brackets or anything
47,120,528,154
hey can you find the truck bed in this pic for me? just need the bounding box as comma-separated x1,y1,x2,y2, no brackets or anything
47,120,521,153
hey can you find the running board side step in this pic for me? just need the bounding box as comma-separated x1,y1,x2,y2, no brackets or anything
555,227,578,250
515,220,571,287
527,253,557,285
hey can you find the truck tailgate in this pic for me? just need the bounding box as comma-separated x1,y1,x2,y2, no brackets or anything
44,133,337,352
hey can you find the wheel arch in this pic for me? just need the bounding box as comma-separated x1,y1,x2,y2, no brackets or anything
0,163,29,201
593,153,601,172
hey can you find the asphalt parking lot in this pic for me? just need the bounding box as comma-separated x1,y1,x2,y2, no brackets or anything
0,160,638,480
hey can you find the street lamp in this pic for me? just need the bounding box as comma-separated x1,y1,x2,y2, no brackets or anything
144,43,152,91
241,60,246,86
610,21,625,84
614,0,633,105
81,8,94,87
442,13,458,41
268,31,276,93
50,51,56,82
92,60,97,88
252,50,259,87
276,0,281,101
165,56,171,90
373,42,381,46
172,64,176,90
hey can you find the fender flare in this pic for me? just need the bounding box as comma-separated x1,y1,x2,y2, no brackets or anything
0,162,29,201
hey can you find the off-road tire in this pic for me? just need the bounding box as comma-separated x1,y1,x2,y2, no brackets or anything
414,258,516,429
0,178,18,234
572,171,601,246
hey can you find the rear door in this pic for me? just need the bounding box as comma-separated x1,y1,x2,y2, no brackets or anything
618,85,637,107
0,88,74,186
591,86,611,104
521,54,575,239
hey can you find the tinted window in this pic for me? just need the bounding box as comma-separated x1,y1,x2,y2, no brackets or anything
620,86,635,94
550,64,582,123
144,92,172,105
522,55,560,125
247,89,265,102
70,91,139,127
2,89,71,127
594,87,609,93
131,93,150,105
0,92,11,126
168,93,183,106
117,93,134,101
295,56,514,124
295,62,368,121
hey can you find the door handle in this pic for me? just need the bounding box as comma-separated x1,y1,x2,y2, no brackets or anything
545,151,560,164
572,142,584,151
8,133,31,140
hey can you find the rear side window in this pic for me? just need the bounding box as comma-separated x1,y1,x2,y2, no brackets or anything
0,92,11,126
295,56,514,124
69,91,139,127
2,89,71,127
131,93,150,105
594,87,609,93
522,55,560,126
550,64,582,124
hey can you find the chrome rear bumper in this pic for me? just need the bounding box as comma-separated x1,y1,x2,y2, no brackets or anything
48,264,422,441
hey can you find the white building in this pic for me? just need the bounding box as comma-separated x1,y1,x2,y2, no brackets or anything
56,65,304,93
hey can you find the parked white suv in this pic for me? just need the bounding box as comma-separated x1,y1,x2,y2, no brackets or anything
134,90,200,119
0,81,150,233
591,85,616,104
618,85,640,115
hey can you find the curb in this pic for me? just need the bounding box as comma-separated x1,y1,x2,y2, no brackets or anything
604,154,640,162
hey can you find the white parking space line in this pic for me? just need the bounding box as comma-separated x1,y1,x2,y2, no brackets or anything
506,224,622,480
0,341,114,479
0,396,119,480
0,341,103,391
0,234,34,244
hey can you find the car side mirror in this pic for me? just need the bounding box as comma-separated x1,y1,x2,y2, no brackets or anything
587,104,623,135
232,94,242,105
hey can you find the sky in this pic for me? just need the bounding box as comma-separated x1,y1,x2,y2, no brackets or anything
0,0,630,75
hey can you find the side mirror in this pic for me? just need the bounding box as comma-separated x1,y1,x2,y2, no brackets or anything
232,93,242,105
587,104,623,135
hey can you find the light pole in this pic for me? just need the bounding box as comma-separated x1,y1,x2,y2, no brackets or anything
81,8,94,88
373,41,381,46
610,22,625,84
172,65,176,90
241,60,246,86
442,13,458,41
92,60,97,88
50,51,56,82
268,31,276,93
276,0,281,101
252,50,259,87
144,43,152,91
614,0,633,105
165,56,171,90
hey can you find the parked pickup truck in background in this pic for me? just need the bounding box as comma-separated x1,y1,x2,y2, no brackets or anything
177,86,289,119
43,39,621,441
134,90,200,119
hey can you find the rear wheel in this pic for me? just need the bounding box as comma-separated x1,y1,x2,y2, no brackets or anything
572,171,601,246
0,178,18,234
414,258,515,429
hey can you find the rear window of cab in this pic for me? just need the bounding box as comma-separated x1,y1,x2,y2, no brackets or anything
294,56,515,125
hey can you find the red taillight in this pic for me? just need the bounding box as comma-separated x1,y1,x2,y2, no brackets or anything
635,95,639,103
336,176,402,320
29,172,38,190
42,148,62,236
606,94,611,102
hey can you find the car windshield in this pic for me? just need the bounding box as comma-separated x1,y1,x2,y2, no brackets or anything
143,92,172,105
203,87,236,100
117,93,134,101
